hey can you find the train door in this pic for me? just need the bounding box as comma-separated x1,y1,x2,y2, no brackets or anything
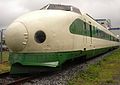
84,21,93,50
87,22,93,47
89,24,92,44
83,20,93,51
89,22,95,57
86,22,95,57
83,21,87,51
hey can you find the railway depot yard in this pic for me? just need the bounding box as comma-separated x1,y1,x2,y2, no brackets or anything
0,48,120,85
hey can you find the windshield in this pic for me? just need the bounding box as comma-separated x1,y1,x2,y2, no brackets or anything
40,4,81,14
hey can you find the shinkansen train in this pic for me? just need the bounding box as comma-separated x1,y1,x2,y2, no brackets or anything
5,4,119,74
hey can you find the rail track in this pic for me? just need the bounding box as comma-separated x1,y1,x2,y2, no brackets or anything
0,72,38,85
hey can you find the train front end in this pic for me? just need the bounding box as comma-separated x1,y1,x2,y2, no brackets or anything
5,4,81,74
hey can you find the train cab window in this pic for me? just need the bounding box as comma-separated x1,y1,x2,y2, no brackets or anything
35,31,46,43
41,4,81,14
70,18,84,35
47,4,71,11
76,19,84,35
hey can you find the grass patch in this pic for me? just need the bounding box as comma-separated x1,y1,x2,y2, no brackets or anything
1,51,9,62
67,48,120,85
0,51,10,74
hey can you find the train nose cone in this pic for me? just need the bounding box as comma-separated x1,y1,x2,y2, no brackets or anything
5,22,28,52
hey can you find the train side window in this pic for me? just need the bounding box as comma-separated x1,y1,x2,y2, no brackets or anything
109,35,111,41
98,29,100,38
105,33,108,40
110,35,111,40
92,26,95,37
97,29,102,39
107,34,109,40
86,23,90,36
105,33,107,40
101,31,104,39
96,29,99,38
102,31,105,39
83,22,86,35
84,22,86,29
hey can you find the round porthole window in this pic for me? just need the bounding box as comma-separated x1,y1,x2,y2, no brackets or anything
35,31,46,43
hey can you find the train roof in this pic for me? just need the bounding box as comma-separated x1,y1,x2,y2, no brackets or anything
40,4,81,14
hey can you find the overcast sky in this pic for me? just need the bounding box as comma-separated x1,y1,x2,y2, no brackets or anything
0,0,120,29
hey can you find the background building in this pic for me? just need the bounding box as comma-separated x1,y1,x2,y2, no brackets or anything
96,19,111,29
95,19,120,42
109,28,120,40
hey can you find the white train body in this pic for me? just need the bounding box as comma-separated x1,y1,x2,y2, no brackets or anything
5,4,119,74
5,10,119,52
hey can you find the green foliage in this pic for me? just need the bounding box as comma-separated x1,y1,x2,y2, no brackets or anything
0,51,10,74
0,51,9,62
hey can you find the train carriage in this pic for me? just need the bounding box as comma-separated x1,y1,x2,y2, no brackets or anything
5,4,119,74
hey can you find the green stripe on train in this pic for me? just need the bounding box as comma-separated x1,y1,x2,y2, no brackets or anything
9,47,117,68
